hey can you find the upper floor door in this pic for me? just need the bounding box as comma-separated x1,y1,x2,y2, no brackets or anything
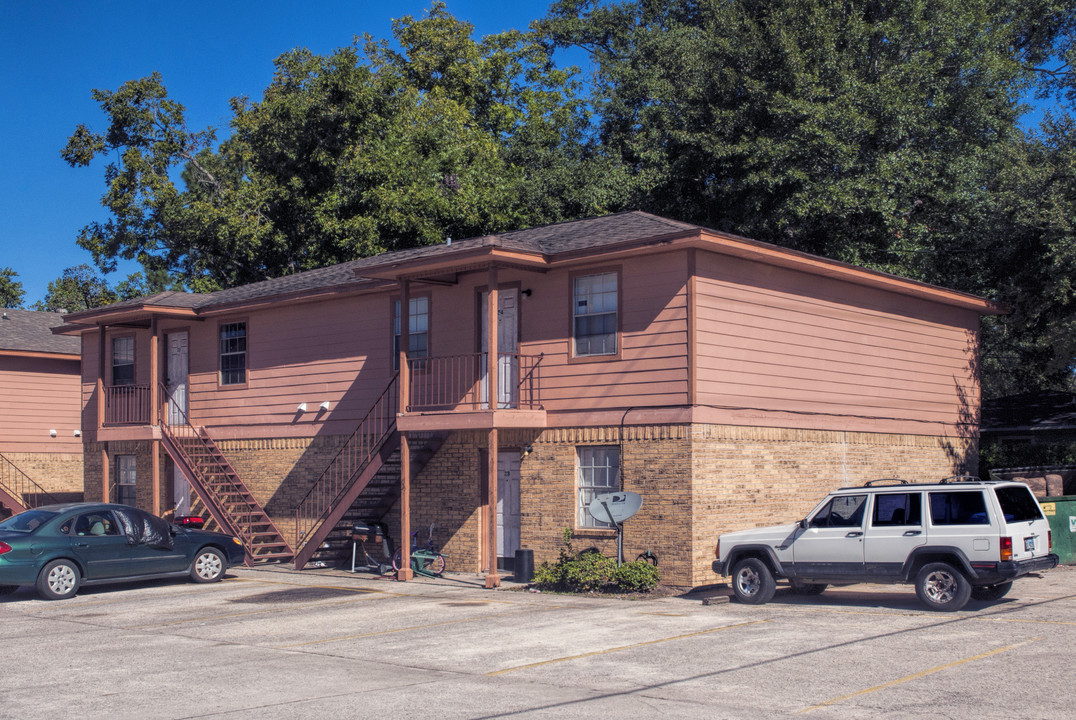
166,331,189,425
480,288,519,408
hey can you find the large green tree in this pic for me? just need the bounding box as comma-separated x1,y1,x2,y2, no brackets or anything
0,267,25,308
63,3,622,292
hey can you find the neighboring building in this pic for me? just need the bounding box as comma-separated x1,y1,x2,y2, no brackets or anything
0,308,84,514
54,212,1001,586
980,390,1076,497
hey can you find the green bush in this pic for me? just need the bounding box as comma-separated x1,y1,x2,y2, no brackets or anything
530,528,660,593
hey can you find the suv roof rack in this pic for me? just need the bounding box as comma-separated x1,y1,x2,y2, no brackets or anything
863,478,910,487
939,475,986,484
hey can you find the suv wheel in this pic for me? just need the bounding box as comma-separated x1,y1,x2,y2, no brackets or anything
731,557,776,605
915,562,971,611
970,582,1012,602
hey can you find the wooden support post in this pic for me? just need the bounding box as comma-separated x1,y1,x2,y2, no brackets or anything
398,432,413,581
100,443,109,503
150,318,160,515
485,427,500,588
96,325,106,429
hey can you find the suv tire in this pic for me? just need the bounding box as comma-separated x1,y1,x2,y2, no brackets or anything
915,562,971,611
970,582,1012,602
731,557,776,605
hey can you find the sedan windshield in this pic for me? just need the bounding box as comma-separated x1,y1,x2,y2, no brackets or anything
0,509,59,533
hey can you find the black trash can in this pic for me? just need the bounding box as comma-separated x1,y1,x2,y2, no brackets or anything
514,548,535,583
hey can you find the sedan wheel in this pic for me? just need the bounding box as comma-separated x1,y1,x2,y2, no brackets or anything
37,559,81,600
190,548,226,583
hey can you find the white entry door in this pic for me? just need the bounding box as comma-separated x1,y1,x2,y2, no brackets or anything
497,451,521,561
480,288,519,408
172,464,192,517
166,332,189,425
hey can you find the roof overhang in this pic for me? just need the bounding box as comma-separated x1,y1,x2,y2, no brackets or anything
353,228,1006,315
0,348,80,361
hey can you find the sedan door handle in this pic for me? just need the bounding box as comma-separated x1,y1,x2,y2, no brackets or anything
903,530,922,536
75,542,89,548
845,532,863,538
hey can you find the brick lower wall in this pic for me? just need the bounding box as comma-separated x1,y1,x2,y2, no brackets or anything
79,423,974,588
2,451,84,504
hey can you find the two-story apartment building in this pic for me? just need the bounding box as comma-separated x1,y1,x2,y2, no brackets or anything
1,308,84,514
55,212,1001,586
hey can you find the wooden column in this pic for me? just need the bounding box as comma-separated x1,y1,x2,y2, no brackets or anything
485,266,501,588
100,443,109,503
397,279,413,581
96,324,106,429
398,432,413,581
150,318,160,515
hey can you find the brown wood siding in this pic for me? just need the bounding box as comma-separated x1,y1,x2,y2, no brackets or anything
520,252,691,411
178,294,394,430
0,355,82,452
694,253,980,435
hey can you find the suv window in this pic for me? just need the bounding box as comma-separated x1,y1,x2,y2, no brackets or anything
872,492,922,526
994,486,1044,522
810,494,867,528
929,491,989,525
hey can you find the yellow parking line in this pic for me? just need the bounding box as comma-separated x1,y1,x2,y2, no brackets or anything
486,620,770,676
798,637,1043,713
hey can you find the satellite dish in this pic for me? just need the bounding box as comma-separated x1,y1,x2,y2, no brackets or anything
588,491,643,524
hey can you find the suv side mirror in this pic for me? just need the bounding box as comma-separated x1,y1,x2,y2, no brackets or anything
799,518,808,529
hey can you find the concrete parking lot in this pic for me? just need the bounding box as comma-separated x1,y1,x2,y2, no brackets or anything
2,564,1074,719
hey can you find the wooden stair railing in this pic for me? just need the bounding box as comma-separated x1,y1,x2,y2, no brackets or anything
293,374,399,570
159,388,293,564
0,452,60,513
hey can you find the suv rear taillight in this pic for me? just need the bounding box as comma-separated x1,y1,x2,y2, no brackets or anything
714,540,720,559
0,541,11,555
1049,531,1053,550
1000,536,1013,562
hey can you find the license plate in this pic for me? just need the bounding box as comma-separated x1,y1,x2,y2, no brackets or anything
1024,536,1036,552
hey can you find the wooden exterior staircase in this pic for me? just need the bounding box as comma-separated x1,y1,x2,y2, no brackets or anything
0,452,60,515
160,393,293,565
293,374,410,570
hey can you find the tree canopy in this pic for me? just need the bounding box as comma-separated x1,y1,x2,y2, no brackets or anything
61,0,1076,395
0,267,25,308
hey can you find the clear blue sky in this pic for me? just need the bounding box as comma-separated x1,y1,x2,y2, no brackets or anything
0,1,559,306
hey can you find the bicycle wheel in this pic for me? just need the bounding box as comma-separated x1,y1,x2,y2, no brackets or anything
391,547,404,572
421,554,446,576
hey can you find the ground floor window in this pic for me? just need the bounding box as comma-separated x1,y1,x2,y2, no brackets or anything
577,446,620,528
115,455,136,506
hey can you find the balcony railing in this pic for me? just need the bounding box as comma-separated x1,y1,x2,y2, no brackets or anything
104,384,151,425
407,353,542,412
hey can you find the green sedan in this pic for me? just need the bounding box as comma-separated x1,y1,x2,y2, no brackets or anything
0,503,246,600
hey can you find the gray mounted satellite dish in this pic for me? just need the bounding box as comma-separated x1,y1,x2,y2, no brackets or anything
588,491,643,524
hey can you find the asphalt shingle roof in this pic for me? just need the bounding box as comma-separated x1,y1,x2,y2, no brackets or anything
0,308,81,355
981,391,1076,432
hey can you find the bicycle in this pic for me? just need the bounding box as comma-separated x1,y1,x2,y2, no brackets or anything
392,523,446,577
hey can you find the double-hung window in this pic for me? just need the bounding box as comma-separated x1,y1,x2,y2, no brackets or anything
573,272,617,356
577,446,620,528
393,297,429,369
111,337,135,386
219,322,247,386
115,455,136,506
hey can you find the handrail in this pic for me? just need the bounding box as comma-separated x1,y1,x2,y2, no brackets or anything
294,373,399,551
103,384,151,425
158,383,281,550
0,451,60,510
407,353,543,411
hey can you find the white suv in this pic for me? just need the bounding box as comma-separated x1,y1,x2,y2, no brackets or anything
712,478,1059,611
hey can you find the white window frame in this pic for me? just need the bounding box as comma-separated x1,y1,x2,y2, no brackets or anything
111,336,135,386
116,455,137,506
219,322,247,386
577,446,620,528
573,272,618,357
393,296,429,369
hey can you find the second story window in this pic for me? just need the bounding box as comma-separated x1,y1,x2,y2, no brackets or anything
573,272,618,356
111,336,135,386
219,322,247,386
393,297,429,369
